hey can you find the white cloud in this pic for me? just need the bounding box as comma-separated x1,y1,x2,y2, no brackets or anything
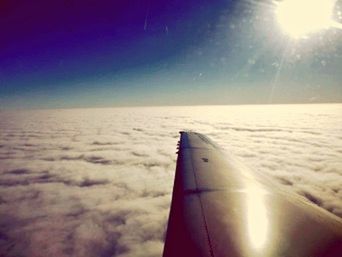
0,104,341,256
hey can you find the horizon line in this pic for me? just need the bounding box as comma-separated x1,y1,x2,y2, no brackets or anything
1,102,342,111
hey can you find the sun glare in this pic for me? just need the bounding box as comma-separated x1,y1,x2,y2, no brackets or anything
276,0,335,38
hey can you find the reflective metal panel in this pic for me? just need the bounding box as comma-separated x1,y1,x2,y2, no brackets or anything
163,132,342,257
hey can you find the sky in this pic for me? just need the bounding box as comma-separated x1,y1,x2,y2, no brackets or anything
0,0,342,109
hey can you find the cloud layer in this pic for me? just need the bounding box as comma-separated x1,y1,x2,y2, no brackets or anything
0,104,341,256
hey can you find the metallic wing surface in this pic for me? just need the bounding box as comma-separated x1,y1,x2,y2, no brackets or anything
163,131,342,257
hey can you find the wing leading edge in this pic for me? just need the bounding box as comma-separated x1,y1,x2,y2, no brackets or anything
163,131,342,257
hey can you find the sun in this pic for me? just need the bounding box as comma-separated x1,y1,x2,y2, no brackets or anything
276,0,335,38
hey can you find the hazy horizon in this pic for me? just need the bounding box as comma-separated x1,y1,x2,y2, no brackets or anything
2,101,342,111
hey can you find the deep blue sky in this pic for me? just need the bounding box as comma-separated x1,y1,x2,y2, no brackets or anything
0,0,341,109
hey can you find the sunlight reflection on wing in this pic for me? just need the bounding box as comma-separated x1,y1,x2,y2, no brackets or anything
245,184,269,251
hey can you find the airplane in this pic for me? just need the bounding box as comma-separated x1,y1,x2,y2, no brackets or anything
163,131,342,257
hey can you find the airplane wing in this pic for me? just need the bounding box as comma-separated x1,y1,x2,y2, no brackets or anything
163,131,342,257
